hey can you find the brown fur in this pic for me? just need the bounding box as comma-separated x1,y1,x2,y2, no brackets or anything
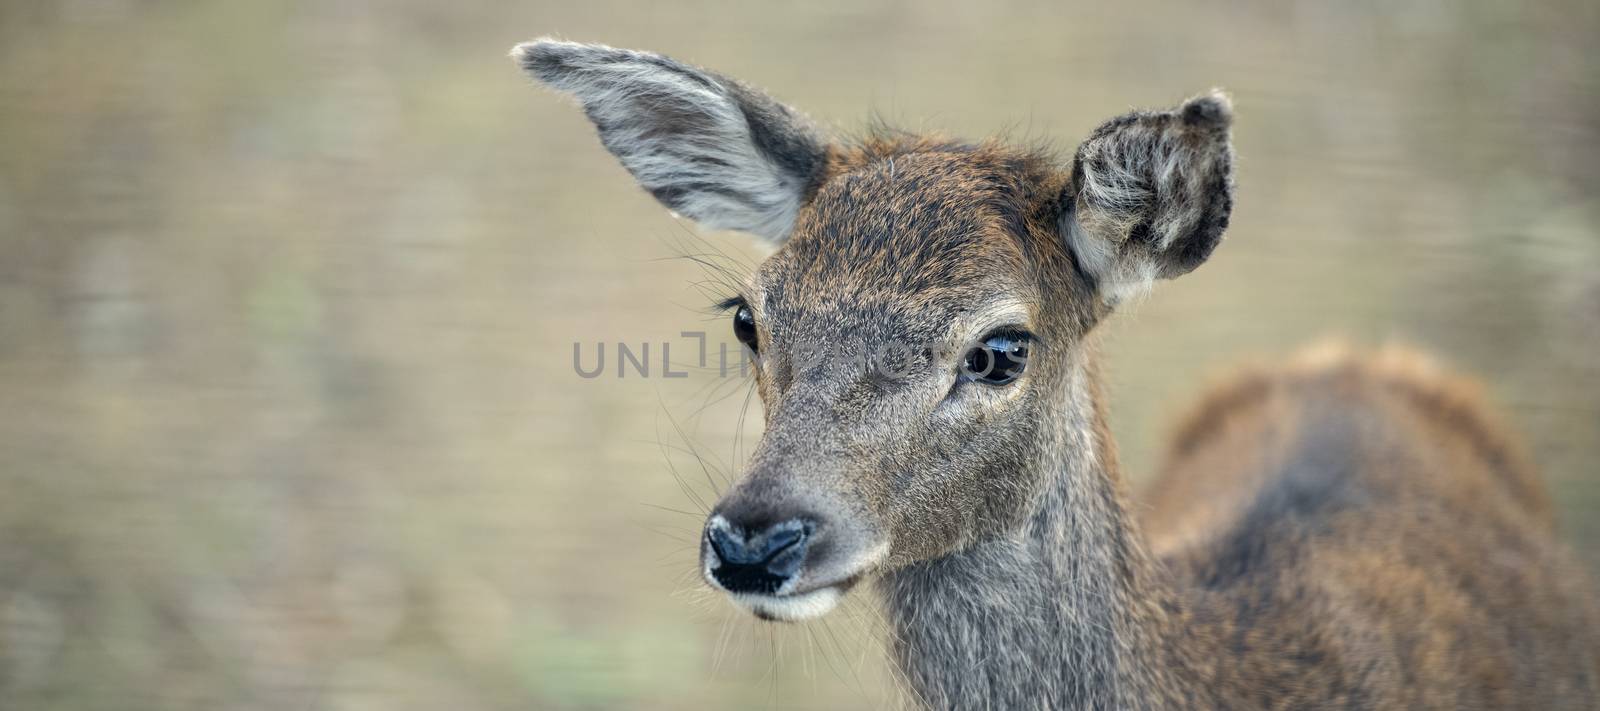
1142,342,1596,708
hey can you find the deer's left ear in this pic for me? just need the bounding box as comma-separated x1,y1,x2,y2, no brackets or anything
514,39,828,242
1063,91,1236,304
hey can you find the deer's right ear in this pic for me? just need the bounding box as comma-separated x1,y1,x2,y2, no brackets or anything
513,39,828,243
1063,91,1236,305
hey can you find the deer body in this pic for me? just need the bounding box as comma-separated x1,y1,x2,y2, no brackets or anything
516,39,1600,709
884,347,1600,709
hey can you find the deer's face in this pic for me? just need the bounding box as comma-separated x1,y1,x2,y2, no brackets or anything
701,150,1089,619
517,40,1234,621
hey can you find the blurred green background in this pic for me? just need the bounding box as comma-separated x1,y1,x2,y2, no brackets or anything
0,1,1597,709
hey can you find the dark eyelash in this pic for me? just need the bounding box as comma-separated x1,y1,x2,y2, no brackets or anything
714,295,748,312
977,325,1043,350
981,326,1032,343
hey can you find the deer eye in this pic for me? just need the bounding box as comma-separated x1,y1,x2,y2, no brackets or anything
732,304,759,353
960,330,1031,385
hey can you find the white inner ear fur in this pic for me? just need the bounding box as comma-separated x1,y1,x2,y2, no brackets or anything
1065,144,1166,305
1066,216,1160,306
1065,90,1234,306
514,40,813,242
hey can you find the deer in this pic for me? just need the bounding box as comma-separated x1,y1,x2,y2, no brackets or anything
513,39,1600,709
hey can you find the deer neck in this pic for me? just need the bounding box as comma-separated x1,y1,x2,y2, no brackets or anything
879,352,1201,710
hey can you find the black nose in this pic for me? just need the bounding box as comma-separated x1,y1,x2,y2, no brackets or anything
705,517,814,595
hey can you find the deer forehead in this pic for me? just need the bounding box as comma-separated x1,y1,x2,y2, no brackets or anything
750,149,1052,337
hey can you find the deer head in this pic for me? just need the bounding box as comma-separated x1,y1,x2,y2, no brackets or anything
516,39,1235,621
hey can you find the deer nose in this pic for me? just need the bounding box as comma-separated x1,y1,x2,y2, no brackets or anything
704,516,815,595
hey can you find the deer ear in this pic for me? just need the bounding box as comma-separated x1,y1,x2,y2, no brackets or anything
1063,91,1236,304
514,39,828,242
